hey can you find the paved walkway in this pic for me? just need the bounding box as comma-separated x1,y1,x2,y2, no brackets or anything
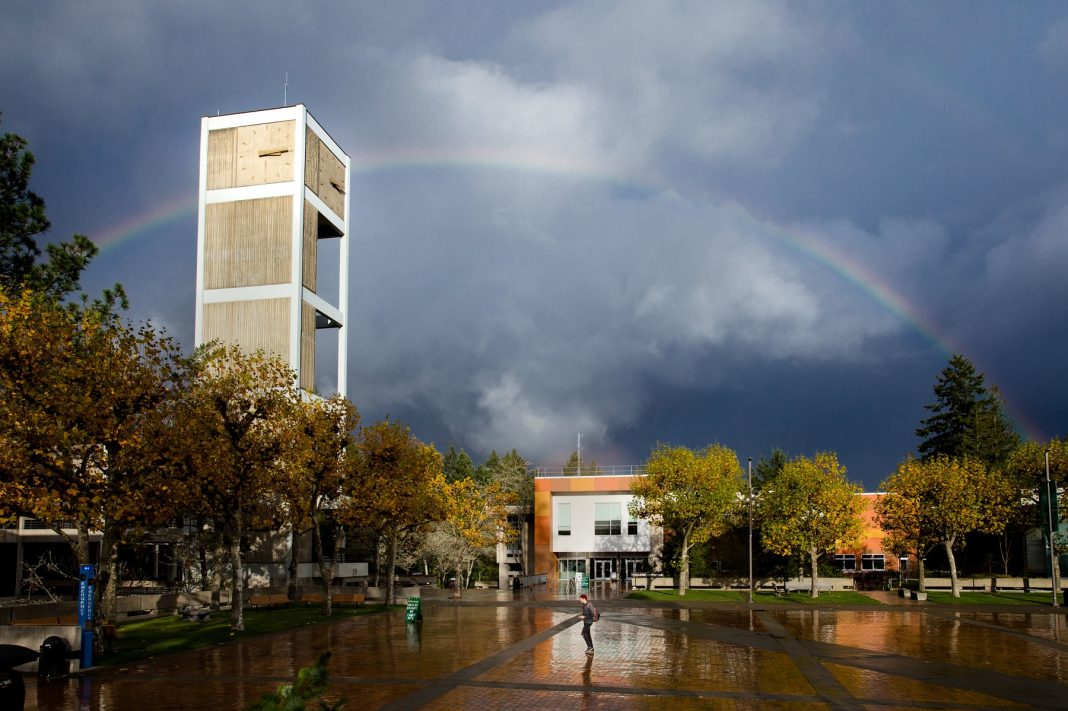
24,589,1068,709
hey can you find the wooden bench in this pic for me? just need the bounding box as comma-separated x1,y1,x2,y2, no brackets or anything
333,593,364,607
301,592,364,607
247,593,290,608
11,615,78,626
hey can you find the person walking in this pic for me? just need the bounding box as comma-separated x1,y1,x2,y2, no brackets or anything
578,593,595,655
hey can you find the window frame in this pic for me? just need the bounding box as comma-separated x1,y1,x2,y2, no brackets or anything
556,502,571,536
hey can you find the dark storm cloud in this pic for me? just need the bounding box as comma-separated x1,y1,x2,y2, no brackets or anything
3,1,1066,488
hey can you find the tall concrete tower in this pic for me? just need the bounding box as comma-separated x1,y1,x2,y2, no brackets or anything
194,105,349,395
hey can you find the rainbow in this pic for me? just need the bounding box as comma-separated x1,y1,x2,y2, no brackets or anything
90,192,197,254
763,216,1046,443
89,157,1046,442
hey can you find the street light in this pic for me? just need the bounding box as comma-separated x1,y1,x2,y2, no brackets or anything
748,457,754,604
1046,449,1060,608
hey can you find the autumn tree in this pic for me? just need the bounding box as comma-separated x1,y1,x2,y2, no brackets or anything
177,345,299,630
279,394,359,614
916,354,1019,466
0,290,188,623
437,476,512,598
345,419,444,605
878,455,1015,597
758,452,863,598
630,444,742,596
1008,438,1067,600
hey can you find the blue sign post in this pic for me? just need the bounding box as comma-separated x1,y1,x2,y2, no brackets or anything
78,564,95,669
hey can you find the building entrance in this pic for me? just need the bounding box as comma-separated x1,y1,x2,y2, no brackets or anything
592,558,618,581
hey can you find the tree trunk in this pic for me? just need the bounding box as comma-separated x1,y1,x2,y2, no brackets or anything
287,528,300,601
918,555,926,593
197,518,210,592
945,536,960,598
314,519,336,616
385,528,398,606
679,528,691,597
452,561,463,599
228,515,245,631
371,530,382,587
1051,535,1062,608
810,547,820,598
997,531,1011,576
210,536,224,610
76,526,91,567
99,527,119,624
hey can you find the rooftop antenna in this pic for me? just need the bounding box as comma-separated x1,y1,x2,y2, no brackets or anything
283,72,289,107
577,431,582,475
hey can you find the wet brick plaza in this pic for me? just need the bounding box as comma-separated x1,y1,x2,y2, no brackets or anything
25,588,1068,709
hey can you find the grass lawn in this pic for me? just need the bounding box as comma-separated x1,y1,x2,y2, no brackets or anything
103,603,397,667
924,591,1065,606
625,589,882,605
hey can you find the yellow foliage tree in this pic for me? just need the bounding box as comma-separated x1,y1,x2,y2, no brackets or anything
344,419,444,605
630,444,743,596
878,455,1015,597
176,344,299,630
438,476,512,599
278,394,359,615
0,289,188,623
758,452,863,598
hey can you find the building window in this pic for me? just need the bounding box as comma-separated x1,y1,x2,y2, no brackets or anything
557,503,571,535
627,518,638,536
835,554,856,572
594,502,621,535
862,554,885,571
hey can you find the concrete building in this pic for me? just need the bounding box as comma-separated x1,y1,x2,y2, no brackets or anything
533,468,661,585
193,105,356,588
195,104,349,395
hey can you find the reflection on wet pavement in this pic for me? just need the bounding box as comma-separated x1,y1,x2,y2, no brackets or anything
21,598,1068,710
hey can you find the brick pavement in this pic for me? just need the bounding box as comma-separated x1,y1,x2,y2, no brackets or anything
23,589,1068,710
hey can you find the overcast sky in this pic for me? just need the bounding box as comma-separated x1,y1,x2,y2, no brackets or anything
3,2,1067,488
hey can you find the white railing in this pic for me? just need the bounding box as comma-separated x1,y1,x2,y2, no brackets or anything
531,464,646,478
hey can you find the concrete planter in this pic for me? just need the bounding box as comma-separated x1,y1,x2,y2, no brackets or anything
910,591,927,601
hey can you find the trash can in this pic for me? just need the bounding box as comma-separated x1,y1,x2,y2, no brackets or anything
37,637,68,680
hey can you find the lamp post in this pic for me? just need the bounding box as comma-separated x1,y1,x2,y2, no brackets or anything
748,457,754,604
1047,449,1060,608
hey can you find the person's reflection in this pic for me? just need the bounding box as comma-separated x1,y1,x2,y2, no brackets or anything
580,654,594,711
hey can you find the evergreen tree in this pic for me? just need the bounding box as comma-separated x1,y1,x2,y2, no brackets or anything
443,445,475,483
916,354,1019,466
0,120,123,306
753,448,787,491
563,451,600,476
0,119,123,307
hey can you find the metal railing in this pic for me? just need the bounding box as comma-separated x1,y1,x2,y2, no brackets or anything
530,464,645,478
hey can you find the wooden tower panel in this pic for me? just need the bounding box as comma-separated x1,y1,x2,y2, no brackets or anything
206,128,237,190
317,141,346,219
235,121,295,187
302,200,318,292
202,298,291,363
204,197,292,288
300,302,316,391
304,128,346,219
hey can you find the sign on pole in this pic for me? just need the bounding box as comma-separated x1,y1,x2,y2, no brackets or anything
404,596,422,622
79,564,95,669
